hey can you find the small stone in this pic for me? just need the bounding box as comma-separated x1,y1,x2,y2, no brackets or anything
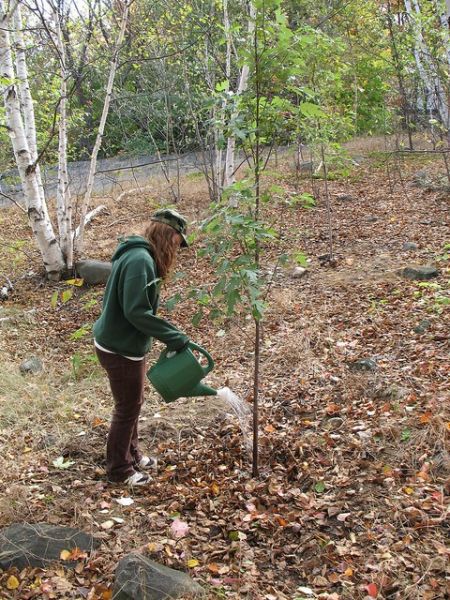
414,319,432,334
412,170,431,188
376,385,409,401
335,193,355,202
357,430,372,443
19,356,43,374
402,242,418,251
75,260,112,285
37,434,58,449
349,358,377,372
298,161,314,173
291,266,308,279
366,216,378,223
401,265,439,281
113,553,204,599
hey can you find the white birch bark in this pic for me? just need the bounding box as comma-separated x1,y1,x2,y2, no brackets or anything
436,0,450,67
214,0,232,193
53,9,73,269
13,5,37,160
13,4,48,231
0,3,65,279
75,0,130,253
224,0,256,188
405,0,449,126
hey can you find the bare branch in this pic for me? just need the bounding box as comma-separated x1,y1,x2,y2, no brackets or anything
0,190,27,212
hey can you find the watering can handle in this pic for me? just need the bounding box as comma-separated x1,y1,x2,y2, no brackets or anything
188,341,215,376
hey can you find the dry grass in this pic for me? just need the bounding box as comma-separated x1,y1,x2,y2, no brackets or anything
390,415,450,477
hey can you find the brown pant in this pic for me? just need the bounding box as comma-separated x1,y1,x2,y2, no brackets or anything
95,347,146,482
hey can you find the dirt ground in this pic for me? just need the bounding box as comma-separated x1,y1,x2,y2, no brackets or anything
0,143,449,599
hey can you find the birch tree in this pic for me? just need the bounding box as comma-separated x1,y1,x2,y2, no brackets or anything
76,0,130,253
1,1,65,279
404,0,449,128
1,0,131,277
52,6,73,269
224,0,256,188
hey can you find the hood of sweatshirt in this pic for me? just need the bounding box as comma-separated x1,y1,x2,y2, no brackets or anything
111,236,151,261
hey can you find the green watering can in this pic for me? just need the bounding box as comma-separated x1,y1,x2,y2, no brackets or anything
147,341,218,402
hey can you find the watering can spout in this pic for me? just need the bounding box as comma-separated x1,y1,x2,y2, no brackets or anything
187,382,218,398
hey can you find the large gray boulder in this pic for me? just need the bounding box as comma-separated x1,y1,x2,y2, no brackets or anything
76,259,112,285
401,265,439,281
0,523,100,569
113,553,204,600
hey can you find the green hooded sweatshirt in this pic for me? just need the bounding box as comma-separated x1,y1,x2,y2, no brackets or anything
93,236,188,357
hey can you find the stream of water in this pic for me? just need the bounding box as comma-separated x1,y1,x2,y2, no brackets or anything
216,387,252,453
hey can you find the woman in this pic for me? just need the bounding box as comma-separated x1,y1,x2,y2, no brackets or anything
93,208,190,486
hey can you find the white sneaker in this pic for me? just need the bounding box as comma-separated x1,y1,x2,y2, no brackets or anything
138,455,158,470
124,471,152,487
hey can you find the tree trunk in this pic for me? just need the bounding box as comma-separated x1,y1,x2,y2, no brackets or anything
436,0,450,71
405,0,449,127
224,1,256,189
13,5,37,160
213,0,232,195
53,9,73,269
252,16,261,479
386,1,414,147
13,5,48,216
1,3,65,279
75,0,130,254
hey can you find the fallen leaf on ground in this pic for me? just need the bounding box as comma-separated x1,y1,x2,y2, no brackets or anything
171,518,189,538
6,575,20,590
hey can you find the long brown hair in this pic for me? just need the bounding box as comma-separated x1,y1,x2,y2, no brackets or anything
142,221,180,279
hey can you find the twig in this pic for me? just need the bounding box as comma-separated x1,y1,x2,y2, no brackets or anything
74,205,108,238
0,190,27,213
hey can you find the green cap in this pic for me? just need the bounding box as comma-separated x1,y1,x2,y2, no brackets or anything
151,208,189,247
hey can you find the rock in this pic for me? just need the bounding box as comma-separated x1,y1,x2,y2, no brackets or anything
349,358,377,373
414,319,432,334
75,259,112,285
375,385,410,401
291,266,308,279
113,553,204,600
357,430,372,443
401,265,439,281
402,242,418,251
37,433,59,449
366,216,378,223
297,161,314,173
412,170,431,188
335,193,355,202
0,523,100,570
19,356,43,374
325,417,344,431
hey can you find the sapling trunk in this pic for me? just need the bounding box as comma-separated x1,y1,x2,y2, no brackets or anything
252,13,261,479
320,143,334,262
